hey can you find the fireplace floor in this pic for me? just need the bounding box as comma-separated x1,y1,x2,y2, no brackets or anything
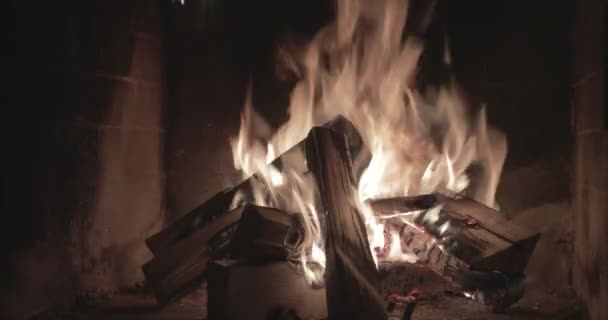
35,286,582,320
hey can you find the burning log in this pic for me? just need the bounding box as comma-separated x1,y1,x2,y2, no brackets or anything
369,194,438,215
385,290,420,320
145,123,385,316
142,116,525,315
142,117,365,306
145,116,363,258
143,204,303,305
370,193,540,311
371,193,540,273
229,205,302,261
145,185,242,255
305,126,387,320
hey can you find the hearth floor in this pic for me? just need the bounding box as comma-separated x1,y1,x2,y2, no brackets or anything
36,287,582,320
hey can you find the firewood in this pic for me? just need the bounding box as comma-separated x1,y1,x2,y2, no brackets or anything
305,126,387,320
143,204,303,305
369,194,540,311
436,194,540,273
367,194,438,215
141,117,367,306
229,205,301,262
207,260,327,320
145,186,242,255
142,206,245,305
369,193,540,274
145,116,364,256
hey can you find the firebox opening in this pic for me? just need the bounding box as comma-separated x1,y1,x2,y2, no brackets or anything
3,0,605,319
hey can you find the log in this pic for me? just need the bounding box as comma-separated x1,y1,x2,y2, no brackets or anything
207,260,327,320
369,193,540,274
368,194,438,215
142,206,245,305
437,194,540,273
229,205,301,262
142,142,309,305
370,194,540,311
305,126,387,320
145,186,242,255
141,117,367,305
145,116,365,256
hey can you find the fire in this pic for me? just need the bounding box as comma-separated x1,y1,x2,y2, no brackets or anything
229,0,506,284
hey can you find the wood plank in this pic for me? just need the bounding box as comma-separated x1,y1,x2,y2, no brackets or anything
305,126,387,320
142,206,245,304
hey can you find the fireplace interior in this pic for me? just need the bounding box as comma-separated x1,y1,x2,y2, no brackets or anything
3,0,605,319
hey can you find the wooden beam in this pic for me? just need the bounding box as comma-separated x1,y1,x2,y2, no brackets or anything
305,126,387,320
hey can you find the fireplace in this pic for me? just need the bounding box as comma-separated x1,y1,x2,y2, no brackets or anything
2,0,604,319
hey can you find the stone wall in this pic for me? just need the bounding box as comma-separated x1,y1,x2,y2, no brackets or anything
2,0,166,318
572,0,607,319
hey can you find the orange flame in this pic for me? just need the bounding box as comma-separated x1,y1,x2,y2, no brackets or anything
229,0,507,284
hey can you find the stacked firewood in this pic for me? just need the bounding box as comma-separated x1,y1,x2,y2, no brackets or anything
141,118,539,319
370,193,539,312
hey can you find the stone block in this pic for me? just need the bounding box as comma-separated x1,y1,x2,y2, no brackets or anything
126,83,164,128
207,260,327,320
575,132,608,190
71,74,136,126
573,72,605,132
96,128,164,180
573,130,608,320
124,130,164,179
87,164,164,249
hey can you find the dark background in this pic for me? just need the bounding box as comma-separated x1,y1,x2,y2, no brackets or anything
3,0,588,318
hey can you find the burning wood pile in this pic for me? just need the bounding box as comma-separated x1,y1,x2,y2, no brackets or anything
142,119,539,320
143,0,540,319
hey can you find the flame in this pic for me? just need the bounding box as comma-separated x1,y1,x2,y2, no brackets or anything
229,0,507,284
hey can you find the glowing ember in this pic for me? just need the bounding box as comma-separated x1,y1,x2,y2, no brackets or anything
229,0,507,284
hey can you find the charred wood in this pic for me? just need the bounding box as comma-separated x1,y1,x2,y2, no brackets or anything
229,205,301,262
370,193,540,274
305,126,387,320
370,193,540,311
145,116,364,256
142,117,365,305
146,186,242,255
143,204,303,305
142,206,245,305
